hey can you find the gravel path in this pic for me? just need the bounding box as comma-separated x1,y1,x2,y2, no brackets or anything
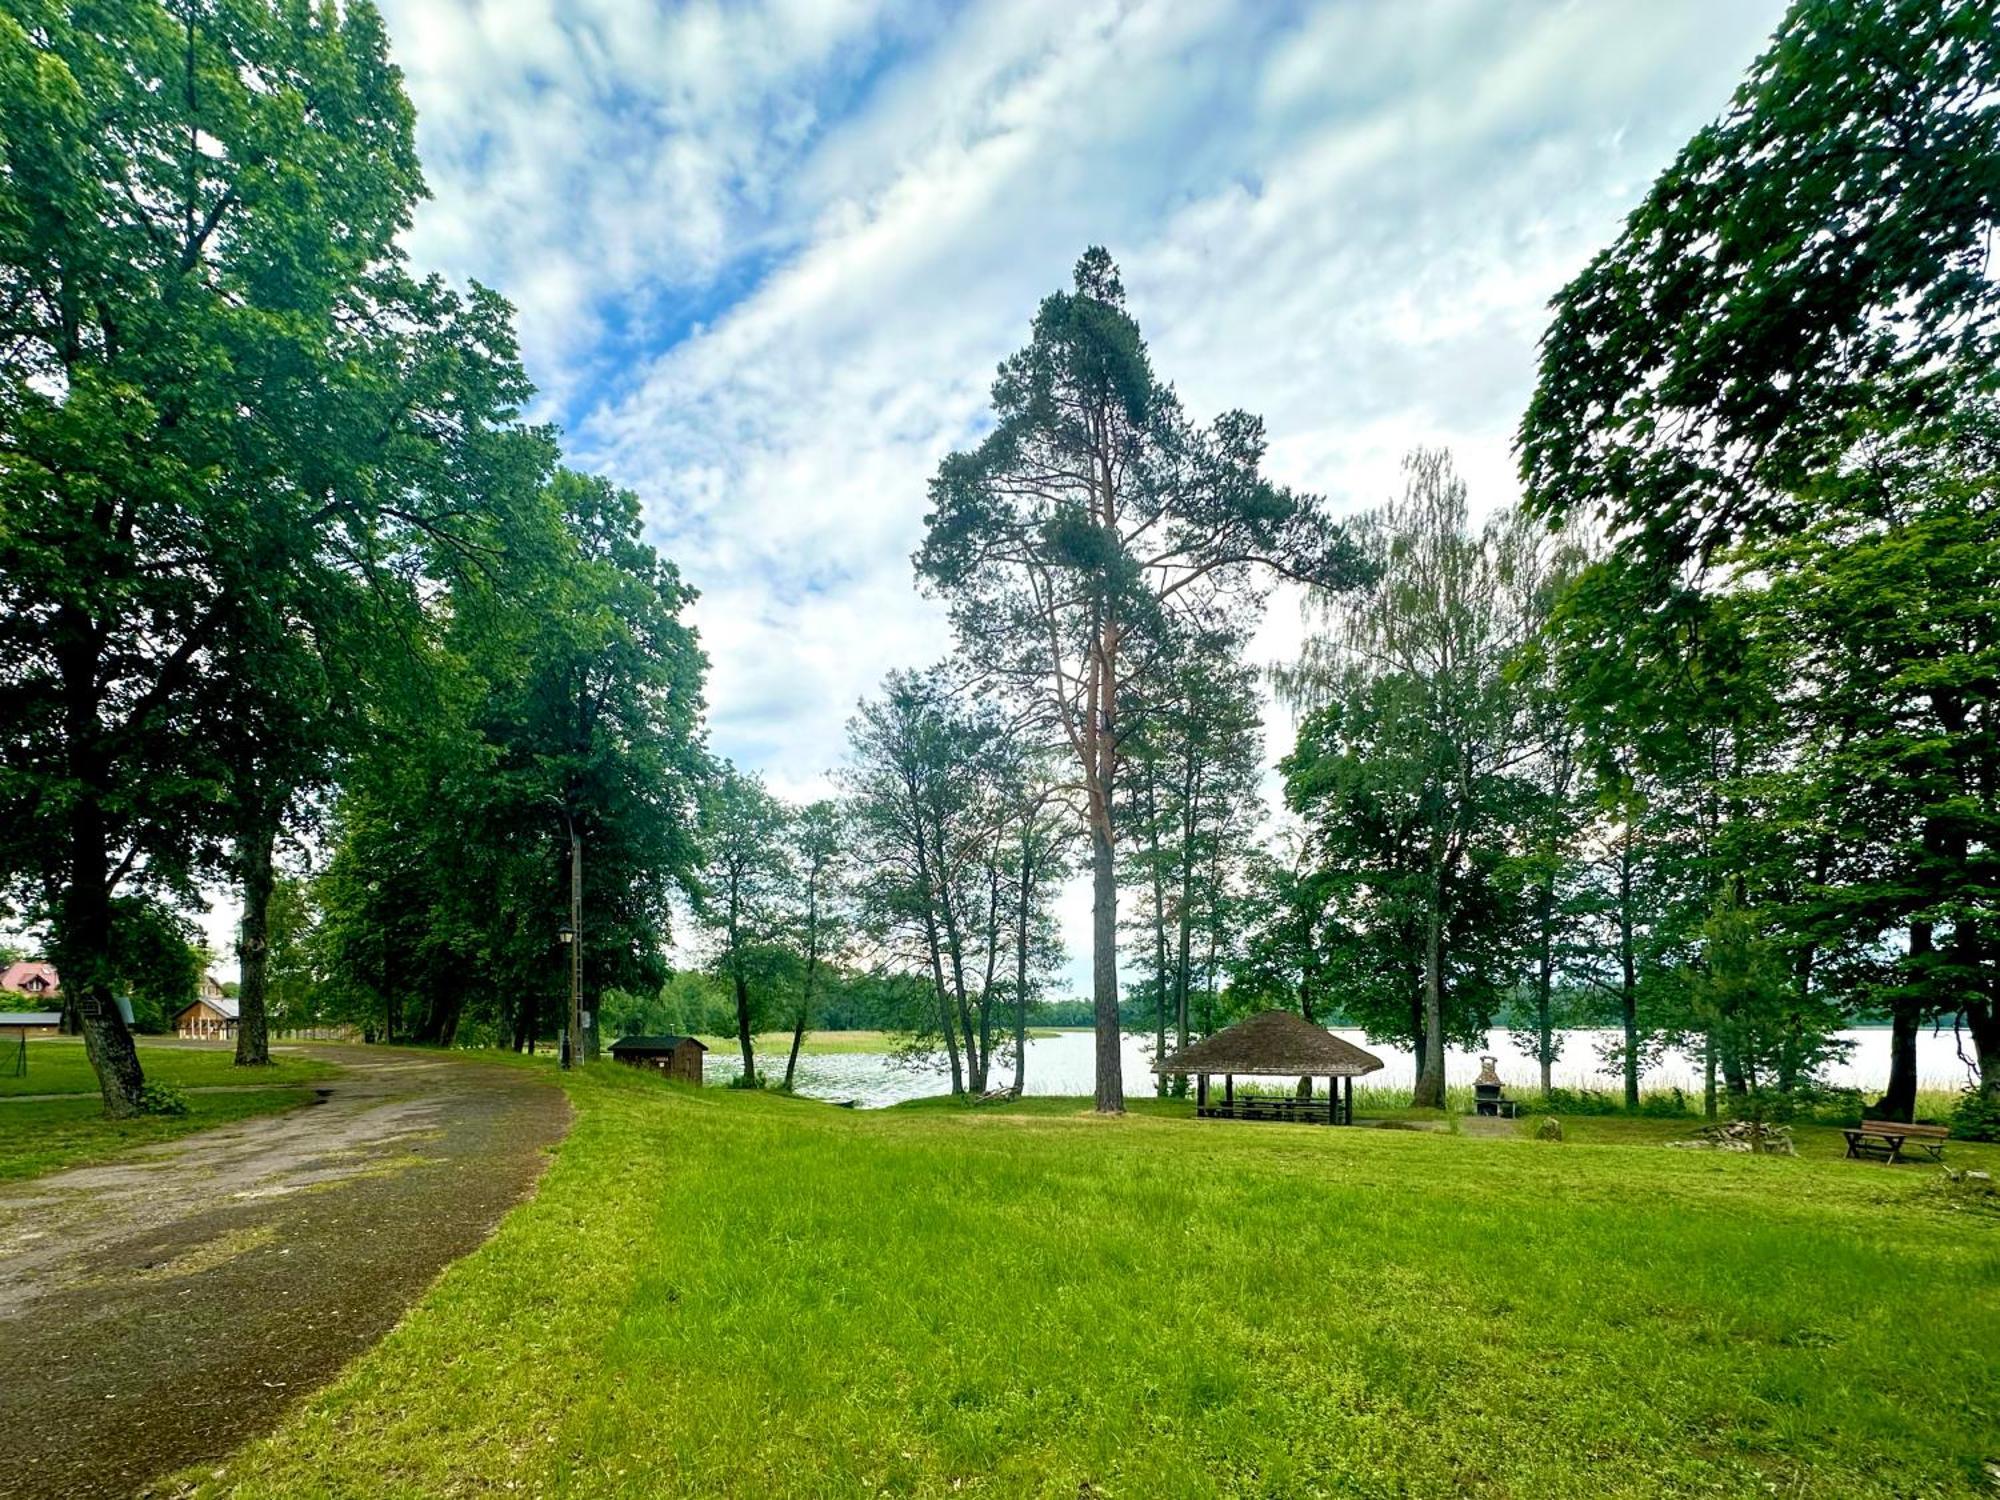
0,1047,569,1500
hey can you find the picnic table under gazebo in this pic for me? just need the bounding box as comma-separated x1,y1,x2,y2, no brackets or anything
1153,1009,1385,1126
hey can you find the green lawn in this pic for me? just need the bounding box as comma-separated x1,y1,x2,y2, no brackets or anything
0,1088,323,1181
0,1039,338,1181
0,1037,337,1096
189,1062,1998,1499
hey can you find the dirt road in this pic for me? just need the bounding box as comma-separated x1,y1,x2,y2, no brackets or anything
0,1047,568,1500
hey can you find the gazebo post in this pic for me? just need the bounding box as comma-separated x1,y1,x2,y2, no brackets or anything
1326,1077,1335,1126
1225,1074,1233,1115
1197,1073,1208,1115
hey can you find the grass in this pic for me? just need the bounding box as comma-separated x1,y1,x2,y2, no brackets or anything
0,1088,321,1181
0,1036,338,1097
0,1038,339,1181
187,1060,2000,1499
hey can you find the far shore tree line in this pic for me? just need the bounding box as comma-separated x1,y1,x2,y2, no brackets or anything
3,1,1996,1137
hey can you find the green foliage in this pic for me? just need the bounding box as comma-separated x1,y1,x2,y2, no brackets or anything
1538,1087,1623,1117
1520,0,2000,1117
1279,459,1554,1104
136,1082,189,1117
1951,1087,2000,1143
1521,0,2000,562
312,468,709,1051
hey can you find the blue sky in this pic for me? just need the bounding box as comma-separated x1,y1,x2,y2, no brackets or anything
358,0,1788,985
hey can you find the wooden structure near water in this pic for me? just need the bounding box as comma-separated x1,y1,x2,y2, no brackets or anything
1153,1010,1385,1126
609,1034,706,1083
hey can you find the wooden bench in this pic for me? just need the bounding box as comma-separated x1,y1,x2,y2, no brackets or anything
1843,1119,1950,1164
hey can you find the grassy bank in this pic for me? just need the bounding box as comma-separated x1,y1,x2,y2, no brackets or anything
189,1060,1998,1499
0,1040,338,1181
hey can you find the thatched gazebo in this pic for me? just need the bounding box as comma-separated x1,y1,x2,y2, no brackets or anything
1154,1010,1384,1126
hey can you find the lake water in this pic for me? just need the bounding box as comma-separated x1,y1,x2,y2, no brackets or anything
712,1025,1981,1109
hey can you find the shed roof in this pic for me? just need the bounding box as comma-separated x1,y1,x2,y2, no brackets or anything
178,996,239,1020
1154,1010,1385,1078
610,1034,706,1054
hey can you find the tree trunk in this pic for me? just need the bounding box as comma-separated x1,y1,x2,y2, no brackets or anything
1703,1033,1718,1121
59,817,147,1116
1968,999,2000,1105
55,610,145,1114
784,919,817,1093
1147,767,1168,1098
1874,918,1928,1122
974,861,1003,1094
733,966,755,1086
1618,845,1639,1110
1091,821,1123,1113
232,801,278,1067
911,815,964,1095
1533,872,1556,1095
1413,889,1446,1109
1012,834,1033,1097
574,827,596,1062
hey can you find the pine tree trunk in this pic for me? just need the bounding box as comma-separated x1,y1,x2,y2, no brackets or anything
1091,822,1123,1113
232,804,277,1067
1703,1034,1718,1120
1148,770,1167,1099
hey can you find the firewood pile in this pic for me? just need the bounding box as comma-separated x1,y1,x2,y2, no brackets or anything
1666,1120,1797,1156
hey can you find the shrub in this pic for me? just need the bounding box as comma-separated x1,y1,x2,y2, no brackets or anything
1949,1088,2000,1143
138,1082,189,1117
1638,1088,1694,1119
1541,1087,1620,1116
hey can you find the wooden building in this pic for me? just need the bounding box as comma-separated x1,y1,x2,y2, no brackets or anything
609,1034,706,1083
175,996,239,1040
1154,1009,1384,1126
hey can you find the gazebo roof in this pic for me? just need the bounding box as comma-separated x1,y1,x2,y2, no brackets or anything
1153,1010,1385,1078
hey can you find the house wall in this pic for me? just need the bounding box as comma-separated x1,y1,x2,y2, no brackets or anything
176,1003,236,1041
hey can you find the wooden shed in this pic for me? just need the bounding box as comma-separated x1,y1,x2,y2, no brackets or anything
609,1034,706,1084
175,996,239,1040
1154,1010,1384,1125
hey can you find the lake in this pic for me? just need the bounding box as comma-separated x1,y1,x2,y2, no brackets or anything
711,1025,1980,1108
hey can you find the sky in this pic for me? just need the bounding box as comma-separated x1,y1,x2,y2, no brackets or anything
209,0,1793,983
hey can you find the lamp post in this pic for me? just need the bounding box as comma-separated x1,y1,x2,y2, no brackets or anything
557,919,578,1069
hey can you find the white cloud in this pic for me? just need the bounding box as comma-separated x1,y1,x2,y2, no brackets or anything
373,0,1788,994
